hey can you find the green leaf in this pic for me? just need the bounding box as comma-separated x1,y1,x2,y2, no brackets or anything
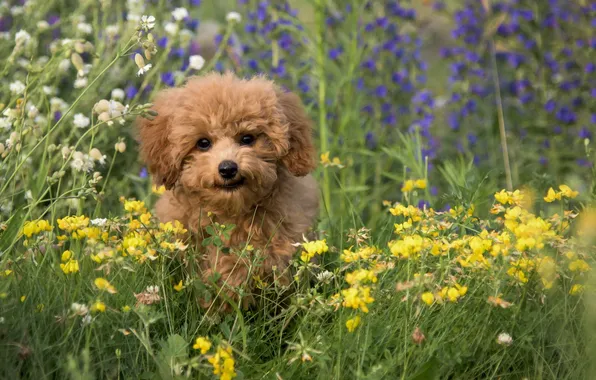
155,334,188,380
0,206,26,253
407,357,440,380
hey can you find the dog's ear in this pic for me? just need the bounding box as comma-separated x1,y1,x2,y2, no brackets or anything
135,92,181,189
276,90,317,176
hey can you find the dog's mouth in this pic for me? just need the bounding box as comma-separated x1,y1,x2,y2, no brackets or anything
216,177,245,192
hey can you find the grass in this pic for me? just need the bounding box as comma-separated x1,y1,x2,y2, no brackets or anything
0,0,595,379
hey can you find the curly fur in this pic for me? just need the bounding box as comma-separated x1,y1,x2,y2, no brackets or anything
136,72,319,310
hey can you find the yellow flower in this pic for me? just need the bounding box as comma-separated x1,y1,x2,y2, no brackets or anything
320,151,331,165
140,212,152,225
570,284,584,295
57,215,90,232
207,344,236,380
421,292,434,305
22,219,53,238
193,336,212,354
159,220,188,235
122,305,131,312
341,286,374,313
447,287,460,302
152,184,166,195
543,187,561,203
300,239,329,262
20,295,26,302
401,180,415,192
569,259,590,273
345,269,377,285
91,301,106,313
414,179,427,189
60,259,79,274
123,200,147,214
346,315,361,332
94,278,117,294
558,185,578,199
173,280,185,292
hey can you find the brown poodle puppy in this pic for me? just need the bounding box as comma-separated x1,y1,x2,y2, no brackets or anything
136,72,319,310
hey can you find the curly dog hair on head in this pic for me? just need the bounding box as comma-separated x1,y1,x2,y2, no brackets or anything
136,72,319,311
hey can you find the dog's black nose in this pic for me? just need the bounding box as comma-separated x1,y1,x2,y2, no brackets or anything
218,160,238,179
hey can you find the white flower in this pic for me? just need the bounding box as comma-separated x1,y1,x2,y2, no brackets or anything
189,55,205,71
89,148,106,165
27,105,38,119
71,302,89,316
10,6,23,16
24,190,33,201
140,15,156,31
43,86,56,95
164,22,179,36
147,285,159,294
91,218,107,227
37,20,49,31
172,7,188,21
74,77,88,89
105,24,119,37
0,118,11,130
497,333,513,346
73,113,90,129
111,88,125,100
14,29,31,46
315,270,334,283
81,314,93,326
70,151,94,172
226,12,242,23
50,97,68,112
77,23,93,35
114,141,126,153
58,59,71,72
136,63,152,76
9,80,25,95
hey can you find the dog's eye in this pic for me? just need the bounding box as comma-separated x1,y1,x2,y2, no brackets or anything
239,134,255,146
196,138,211,150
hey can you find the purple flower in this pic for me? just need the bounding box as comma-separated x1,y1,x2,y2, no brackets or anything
375,85,388,98
161,72,175,87
579,127,592,139
125,85,138,99
139,167,148,178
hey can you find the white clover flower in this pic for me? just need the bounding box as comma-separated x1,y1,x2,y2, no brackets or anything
71,302,90,316
172,7,188,21
134,53,152,76
24,190,33,201
9,80,25,95
89,148,106,165
189,55,205,71
226,12,242,23
315,270,334,283
111,88,125,100
77,23,93,35
73,113,90,129
164,22,179,36
497,333,513,346
14,29,31,46
140,15,156,31
0,118,11,130
91,218,107,227
105,24,119,37
147,285,159,294
37,20,49,31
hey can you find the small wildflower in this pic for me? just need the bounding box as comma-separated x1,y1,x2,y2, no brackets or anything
91,218,107,227
73,113,90,128
559,185,579,199
172,8,189,21
189,55,206,71
412,327,425,344
207,344,237,380
140,15,156,31
414,179,427,189
345,315,361,332
570,284,584,295
91,301,106,313
134,54,152,76
94,278,117,294
20,295,26,302
226,12,242,23
497,333,513,346
421,292,434,305
152,184,166,195
115,141,126,153
10,81,26,95
71,302,89,316
173,280,184,292
544,187,561,203
193,336,212,354
122,305,131,312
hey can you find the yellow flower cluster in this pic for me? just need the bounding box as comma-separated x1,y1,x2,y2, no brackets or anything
60,250,79,274
57,215,90,232
421,283,468,305
300,239,329,263
320,152,344,168
193,336,212,354
22,220,52,238
207,344,237,380
123,199,147,214
544,185,579,202
401,179,427,192
341,246,379,263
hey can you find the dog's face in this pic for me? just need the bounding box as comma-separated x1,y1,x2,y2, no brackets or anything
136,73,316,214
